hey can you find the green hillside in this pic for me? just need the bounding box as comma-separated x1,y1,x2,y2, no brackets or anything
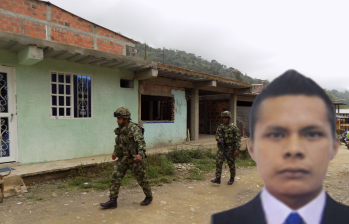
133,43,269,85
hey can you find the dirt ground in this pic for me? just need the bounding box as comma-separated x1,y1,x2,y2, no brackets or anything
1,145,349,224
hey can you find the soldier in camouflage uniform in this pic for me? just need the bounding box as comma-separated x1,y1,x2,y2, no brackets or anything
211,111,241,185
100,107,152,208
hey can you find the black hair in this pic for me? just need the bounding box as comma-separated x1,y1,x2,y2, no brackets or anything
250,70,335,139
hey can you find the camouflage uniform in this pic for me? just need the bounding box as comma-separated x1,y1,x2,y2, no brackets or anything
109,108,152,199
215,112,241,179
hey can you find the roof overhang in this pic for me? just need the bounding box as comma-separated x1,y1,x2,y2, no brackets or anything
0,31,253,94
0,31,157,71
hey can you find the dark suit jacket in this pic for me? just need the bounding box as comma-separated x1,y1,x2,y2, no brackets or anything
211,192,349,224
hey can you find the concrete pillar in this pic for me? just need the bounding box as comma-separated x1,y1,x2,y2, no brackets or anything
203,100,208,134
229,94,237,125
149,101,153,120
190,88,199,141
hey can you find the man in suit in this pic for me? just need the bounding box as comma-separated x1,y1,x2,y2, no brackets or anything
211,70,349,224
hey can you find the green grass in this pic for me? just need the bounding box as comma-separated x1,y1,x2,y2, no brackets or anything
61,148,255,192
26,196,43,201
235,150,256,167
187,168,205,180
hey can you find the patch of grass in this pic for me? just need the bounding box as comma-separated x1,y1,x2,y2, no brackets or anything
93,183,109,191
26,195,43,201
96,178,111,185
167,149,216,163
68,176,91,186
57,185,66,189
80,189,89,193
149,179,163,186
121,176,132,186
159,177,172,184
172,177,179,181
187,168,205,180
146,154,175,178
236,150,256,167
146,166,160,178
192,158,216,172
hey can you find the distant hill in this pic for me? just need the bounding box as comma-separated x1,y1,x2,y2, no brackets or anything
132,43,269,85
326,89,349,108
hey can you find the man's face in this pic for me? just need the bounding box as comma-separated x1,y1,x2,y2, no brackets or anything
248,95,339,197
117,117,125,126
223,117,229,124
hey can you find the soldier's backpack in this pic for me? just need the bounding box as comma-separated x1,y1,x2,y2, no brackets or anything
132,122,145,135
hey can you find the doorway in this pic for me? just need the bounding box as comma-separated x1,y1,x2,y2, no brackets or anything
0,66,18,163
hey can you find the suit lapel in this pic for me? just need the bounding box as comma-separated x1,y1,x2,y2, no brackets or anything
246,193,267,224
321,193,347,224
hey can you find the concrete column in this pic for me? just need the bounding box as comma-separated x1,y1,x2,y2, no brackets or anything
203,100,208,134
149,101,153,120
229,94,237,125
190,88,199,141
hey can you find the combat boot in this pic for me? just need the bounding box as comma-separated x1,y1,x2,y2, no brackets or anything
140,196,153,206
228,177,235,185
211,178,221,184
100,198,117,208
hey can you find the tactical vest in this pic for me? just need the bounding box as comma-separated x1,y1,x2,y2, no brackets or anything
114,123,140,157
221,123,235,145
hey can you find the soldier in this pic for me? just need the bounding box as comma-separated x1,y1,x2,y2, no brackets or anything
100,107,153,208
211,111,241,185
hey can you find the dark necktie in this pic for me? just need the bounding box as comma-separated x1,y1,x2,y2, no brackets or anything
285,212,304,224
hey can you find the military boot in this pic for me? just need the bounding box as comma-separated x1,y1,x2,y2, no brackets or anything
228,177,235,185
211,178,221,184
140,196,153,206
100,198,117,208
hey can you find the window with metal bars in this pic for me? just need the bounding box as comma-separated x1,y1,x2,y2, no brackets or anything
50,72,92,118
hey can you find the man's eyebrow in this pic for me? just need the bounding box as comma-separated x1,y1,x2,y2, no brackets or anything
265,126,288,132
299,125,324,133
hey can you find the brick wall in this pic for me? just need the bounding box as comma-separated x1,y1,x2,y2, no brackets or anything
142,83,185,121
0,0,133,54
199,99,251,137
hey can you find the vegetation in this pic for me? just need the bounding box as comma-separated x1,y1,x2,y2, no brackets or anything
325,89,349,109
58,148,256,191
132,43,269,85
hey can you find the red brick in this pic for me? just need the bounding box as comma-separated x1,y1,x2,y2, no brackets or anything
24,11,32,17
1,20,9,25
148,84,155,91
0,23,5,30
31,31,39,38
24,29,31,35
161,86,168,92
154,85,161,91
6,25,14,32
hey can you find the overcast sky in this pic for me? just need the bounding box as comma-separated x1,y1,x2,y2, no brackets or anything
48,0,348,90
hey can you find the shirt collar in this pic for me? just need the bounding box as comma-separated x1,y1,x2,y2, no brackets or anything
261,188,326,224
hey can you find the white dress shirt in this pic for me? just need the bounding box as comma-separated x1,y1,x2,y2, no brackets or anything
260,188,326,224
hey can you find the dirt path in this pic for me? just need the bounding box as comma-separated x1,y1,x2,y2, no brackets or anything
1,145,349,224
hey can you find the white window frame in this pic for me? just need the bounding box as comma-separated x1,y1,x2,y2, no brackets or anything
50,71,93,119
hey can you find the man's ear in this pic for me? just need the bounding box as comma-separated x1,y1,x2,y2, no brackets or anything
247,138,256,162
330,137,340,160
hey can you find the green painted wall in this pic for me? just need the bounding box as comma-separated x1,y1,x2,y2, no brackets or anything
0,49,139,164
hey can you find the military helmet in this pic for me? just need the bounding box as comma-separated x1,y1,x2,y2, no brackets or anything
114,107,131,119
221,111,232,119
